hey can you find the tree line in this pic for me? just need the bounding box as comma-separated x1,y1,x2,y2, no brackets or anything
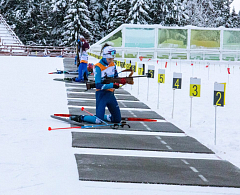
0,0,239,46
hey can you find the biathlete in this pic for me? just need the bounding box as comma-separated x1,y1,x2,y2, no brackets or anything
70,44,129,124
74,36,90,82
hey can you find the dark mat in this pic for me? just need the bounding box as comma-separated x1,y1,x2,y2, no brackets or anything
72,132,213,153
69,107,163,119
75,154,240,188
68,100,150,109
67,93,139,101
122,121,182,132
67,116,181,132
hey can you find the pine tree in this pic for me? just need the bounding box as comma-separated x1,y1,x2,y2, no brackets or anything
118,0,131,23
127,0,151,24
62,0,92,46
149,0,165,24
51,0,70,46
12,0,41,45
88,0,108,43
106,0,130,34
199,0,216,27
226,7,240,28
179,0,192,26
32,0,53,45
164,0,184,26
219,0,233,28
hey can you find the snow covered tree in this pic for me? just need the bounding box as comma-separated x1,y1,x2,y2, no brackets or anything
0,0,18,17
106,0,130,34
226,7,240,28
31,0,53,45
11,0,42,45
62,0,92,46
88,0,109,43
212,0,232,27
179,0,192,26
184,0,215,27
1,0,238,46
118,0,131,23
199,0,216,27
51,0,70,45
149,0,165,24
127,0,152,24
164,0,184,26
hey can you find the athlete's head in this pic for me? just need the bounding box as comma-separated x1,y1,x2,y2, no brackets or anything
101,44,116,64
79,35,85,42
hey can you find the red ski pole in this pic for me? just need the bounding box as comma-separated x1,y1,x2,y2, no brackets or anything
81,107,109,125
48,126,82,131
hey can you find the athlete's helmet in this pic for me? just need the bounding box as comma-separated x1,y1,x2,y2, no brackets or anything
102,46,116,59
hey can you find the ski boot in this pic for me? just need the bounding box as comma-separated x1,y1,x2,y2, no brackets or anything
69,115,83,122
64,77,76,81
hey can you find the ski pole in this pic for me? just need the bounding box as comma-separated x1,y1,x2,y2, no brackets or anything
48,123,116,131
48,126,82,131
81,107,109,125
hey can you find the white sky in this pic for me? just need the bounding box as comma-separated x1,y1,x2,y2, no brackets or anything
231,0,240,13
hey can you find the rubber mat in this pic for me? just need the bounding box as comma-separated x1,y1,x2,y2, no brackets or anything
75,154,240,188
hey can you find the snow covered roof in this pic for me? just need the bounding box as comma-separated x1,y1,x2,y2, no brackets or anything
0,14,23,46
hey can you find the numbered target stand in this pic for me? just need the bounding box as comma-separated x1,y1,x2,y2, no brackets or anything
147,65,155,101
189,77,201,127
157,69,165,109
172,72,182,118
138,63,145,95
213,82,226,145
125,60,131,71
131,61,137,73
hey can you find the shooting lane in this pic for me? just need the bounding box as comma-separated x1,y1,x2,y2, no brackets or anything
62,56,240,188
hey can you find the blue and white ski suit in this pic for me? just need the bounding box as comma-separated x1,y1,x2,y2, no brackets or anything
82,58,121,124
75,51,88,82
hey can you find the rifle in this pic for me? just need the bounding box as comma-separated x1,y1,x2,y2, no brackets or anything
76,39,82,67
86,69,151,90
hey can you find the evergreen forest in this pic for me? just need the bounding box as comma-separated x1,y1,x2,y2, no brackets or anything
0,0,239,46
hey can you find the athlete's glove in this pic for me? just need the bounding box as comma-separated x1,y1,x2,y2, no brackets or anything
113,83,120,89
120,78,127,85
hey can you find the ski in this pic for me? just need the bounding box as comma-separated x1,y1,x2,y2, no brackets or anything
53,78,76,83
53,78,94,83
51,115,84,126
50,115,130,130
53,114,159,122
48,70,78,75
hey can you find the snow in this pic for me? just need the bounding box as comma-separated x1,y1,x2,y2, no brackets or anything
0,56,240,195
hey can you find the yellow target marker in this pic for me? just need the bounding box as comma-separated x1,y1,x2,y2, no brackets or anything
158,69,165,84
190,78,201,97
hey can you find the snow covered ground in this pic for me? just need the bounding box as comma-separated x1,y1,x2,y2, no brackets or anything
0,56,240,195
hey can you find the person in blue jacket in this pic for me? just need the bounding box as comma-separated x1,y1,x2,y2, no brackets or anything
70,44,127,124
74,36,90,82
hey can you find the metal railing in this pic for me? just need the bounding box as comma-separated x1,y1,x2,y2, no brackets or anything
0,44,75,58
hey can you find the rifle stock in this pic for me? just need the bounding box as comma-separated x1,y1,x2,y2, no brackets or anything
86,73,150,90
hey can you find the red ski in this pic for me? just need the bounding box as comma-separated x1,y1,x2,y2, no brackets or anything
53,114,160,122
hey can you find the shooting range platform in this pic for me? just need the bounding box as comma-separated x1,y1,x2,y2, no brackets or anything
57,57,240,188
